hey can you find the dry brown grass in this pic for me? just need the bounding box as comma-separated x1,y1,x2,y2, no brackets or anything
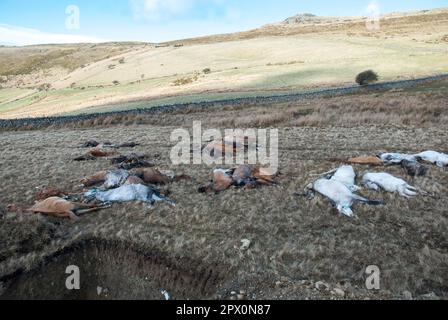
166,9,448,46
0,83,447,299
24,80,443,131
1,124,447,299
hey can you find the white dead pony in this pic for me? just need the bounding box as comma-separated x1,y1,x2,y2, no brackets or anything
415,151,448,168
102,169,130,189
330,165,361,192
312,179,384,217
379,153,416,164
85,184,175,207
362,172,419,198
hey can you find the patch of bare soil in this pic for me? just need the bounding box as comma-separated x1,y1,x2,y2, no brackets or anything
0,239,231,300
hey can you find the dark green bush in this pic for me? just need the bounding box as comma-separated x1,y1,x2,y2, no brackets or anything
356,70,379,86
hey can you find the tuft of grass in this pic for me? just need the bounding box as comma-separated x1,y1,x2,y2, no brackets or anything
172,73,199,86
37,83,51,92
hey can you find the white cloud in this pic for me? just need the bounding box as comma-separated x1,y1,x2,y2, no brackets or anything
0,24,106,46
129,0,197,20
366,1,381,16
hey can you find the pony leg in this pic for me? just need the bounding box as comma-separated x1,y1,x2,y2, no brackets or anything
404,188,418,197
364,181,380,191
66,211,80,221
152,195,176,207
337,204,354,217
75,205,109,215
398,184,417,197
406,185,419,192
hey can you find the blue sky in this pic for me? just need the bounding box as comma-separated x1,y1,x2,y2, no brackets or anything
0,0,446,45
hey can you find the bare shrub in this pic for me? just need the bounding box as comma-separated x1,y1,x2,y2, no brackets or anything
37,83,51,91
172,73,199,86
173,78,193,86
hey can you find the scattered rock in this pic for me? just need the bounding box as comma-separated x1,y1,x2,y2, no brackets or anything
237,293,247,300
332,288,345,297
229,290,247,300
240,239,251,251
420,292,439,300
315,281,330,291
161,290,171,300
82,140,100,148
402,290,413,300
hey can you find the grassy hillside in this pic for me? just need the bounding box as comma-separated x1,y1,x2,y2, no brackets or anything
0,8,447,119
0,42,147,76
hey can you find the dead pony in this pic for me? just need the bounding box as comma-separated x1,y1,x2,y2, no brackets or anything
170,121,278,174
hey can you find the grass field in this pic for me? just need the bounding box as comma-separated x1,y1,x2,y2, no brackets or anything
1,80,447,300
